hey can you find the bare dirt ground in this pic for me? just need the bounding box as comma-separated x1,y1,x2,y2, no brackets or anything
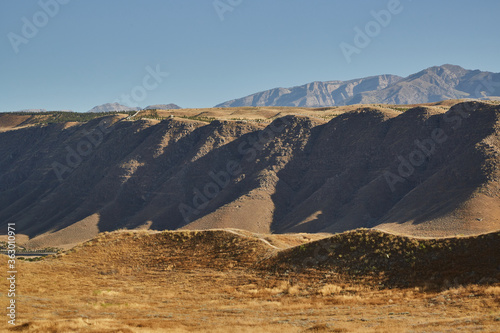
1,229,499,332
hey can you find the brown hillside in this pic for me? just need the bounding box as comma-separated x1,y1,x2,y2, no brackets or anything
260,229,500,288
0,101,499,247
3,229,500,332
36,228,500,287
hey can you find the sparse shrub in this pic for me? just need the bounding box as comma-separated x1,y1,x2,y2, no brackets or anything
286,284,300,295
318,284,342,296
484,286,500,296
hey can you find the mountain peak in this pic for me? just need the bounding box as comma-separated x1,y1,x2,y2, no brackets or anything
143,104,181,110
87,103,182,113
216,65,500,107
436,64,465,71
87,103,140,113
417,64,469,77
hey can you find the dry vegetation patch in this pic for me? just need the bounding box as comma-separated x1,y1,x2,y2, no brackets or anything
1,229,499,332
260,229,500,289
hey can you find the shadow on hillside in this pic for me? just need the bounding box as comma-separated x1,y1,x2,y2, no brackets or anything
270,104,498,234
2,103,498,241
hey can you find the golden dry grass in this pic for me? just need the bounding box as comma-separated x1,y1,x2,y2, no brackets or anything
1,230,499,332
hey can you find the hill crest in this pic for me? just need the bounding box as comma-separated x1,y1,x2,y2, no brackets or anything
0,101,499,248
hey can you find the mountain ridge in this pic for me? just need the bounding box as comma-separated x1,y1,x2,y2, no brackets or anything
143,104,181,110
87,103,181,113
216,65,500,107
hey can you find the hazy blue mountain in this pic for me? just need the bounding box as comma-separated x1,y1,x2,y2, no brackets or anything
87,103,141,113
13,109,48,113
216,65,500,107
143,104,181,110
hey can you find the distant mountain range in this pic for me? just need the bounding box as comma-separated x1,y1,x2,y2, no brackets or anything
14,108,48,113
143,104,182,110
7,104,182,114
10,109,74,113
87,103,140,113
216,65,500,107
87,103,181,113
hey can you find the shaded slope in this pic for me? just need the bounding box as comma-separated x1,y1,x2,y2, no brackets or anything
60,229,276,271
0,117,263,247
270,102,500,236
180,116,325,233
54,229,500,288
0,102,499,247
259,229,500,288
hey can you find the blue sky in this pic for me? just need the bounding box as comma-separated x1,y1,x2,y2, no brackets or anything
1,0,499,112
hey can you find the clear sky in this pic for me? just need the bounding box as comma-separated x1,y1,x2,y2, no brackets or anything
1,0,499,112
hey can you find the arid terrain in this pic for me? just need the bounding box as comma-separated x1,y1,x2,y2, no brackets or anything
1,101,500,332
2,0,499,329
0,100,500,249
1,228,499,332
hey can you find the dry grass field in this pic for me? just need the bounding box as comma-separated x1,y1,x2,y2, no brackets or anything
1,229,499,332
